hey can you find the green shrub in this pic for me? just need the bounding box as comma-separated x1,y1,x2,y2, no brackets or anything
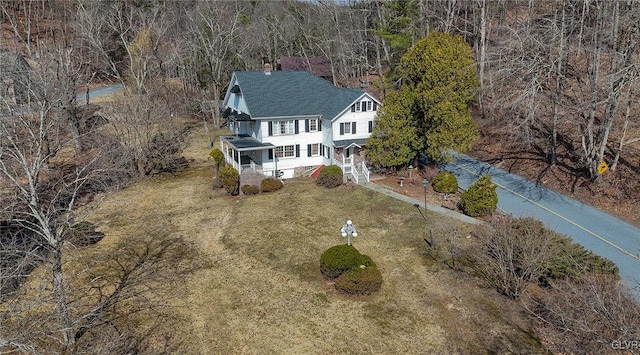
542,233,619,284
220,165,239,195
432,171,458,194
320,244,367,279
459,174,497,217
261,178,283,192
241,184,260,195
334,266,383,295
209,148,225,172
316,165,343,188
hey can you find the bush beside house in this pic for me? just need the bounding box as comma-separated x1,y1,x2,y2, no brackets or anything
220,165,239,195
316,165,343,188
261,178,283,192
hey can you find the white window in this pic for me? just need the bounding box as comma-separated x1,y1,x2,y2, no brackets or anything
311,143,320,156
273,120,295,135
275,145,295,158
309,119,318,132
340,122,356,135
367,101,372,111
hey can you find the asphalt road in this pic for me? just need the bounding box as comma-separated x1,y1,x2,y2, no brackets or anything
442,154,640,287
76,83,124,102
2,84,125,117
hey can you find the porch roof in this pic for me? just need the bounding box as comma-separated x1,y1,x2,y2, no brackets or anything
221,134,274,152
333,138,368,148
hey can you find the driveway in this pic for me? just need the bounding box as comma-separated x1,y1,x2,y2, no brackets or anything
442,154,640,287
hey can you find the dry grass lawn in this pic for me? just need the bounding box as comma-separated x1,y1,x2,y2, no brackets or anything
84,124,544,354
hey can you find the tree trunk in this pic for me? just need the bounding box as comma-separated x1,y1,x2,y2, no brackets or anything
611,87,633,172
52,247,74,348
477,0,487,118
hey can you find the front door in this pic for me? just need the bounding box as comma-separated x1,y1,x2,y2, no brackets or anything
344,147,354,166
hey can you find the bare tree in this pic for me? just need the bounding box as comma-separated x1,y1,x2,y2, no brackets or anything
469,218,557,299
103,1,173,94
0,103,97,347
611,86,640,171
186,1,245,129
524,274,640,354
102,94,183,178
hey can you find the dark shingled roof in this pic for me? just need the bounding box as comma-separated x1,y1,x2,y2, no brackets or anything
233,71,364,120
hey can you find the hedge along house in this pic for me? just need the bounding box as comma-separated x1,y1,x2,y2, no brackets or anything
219,64,380,183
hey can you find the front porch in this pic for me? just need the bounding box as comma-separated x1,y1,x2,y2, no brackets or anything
219,134,276,180
332,140,370,184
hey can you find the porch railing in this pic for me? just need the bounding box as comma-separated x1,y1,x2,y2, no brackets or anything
361,162,370,183
332,159,370,184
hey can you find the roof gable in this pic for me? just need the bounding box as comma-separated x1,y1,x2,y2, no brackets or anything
231,71,364,120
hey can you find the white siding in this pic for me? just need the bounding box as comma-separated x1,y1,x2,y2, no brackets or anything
332,98,378,142
259,117,326,178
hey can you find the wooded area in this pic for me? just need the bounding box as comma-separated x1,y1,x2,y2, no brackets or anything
1,0,639,353
2,0,639,180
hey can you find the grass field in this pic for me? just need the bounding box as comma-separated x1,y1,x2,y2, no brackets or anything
85,124,544,354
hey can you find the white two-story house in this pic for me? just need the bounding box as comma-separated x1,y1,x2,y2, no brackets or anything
219,65,380,183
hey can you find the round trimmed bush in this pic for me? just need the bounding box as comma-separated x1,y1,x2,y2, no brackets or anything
334,266,383,295
320,244,363,279
261,178,283,192
432,171,458,194
241,184,260,195
460,174,498,217
316,165,343,188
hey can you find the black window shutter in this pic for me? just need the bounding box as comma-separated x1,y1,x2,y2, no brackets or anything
352,122,356,134
373,102,378,111
307,144,311,157
268,149,273,160
268,122,273,136
318,120,322,131
321,145,325,156
305,119,309,132
361,102,366,112
295,145,300,157
340,123,344,135
295,120,299,134
368,121,373,133
351,104,355,112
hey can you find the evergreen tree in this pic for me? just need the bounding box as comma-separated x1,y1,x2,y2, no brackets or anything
366,88,422,169
371,0,419,70
367,32,480,168
460,175,498,217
